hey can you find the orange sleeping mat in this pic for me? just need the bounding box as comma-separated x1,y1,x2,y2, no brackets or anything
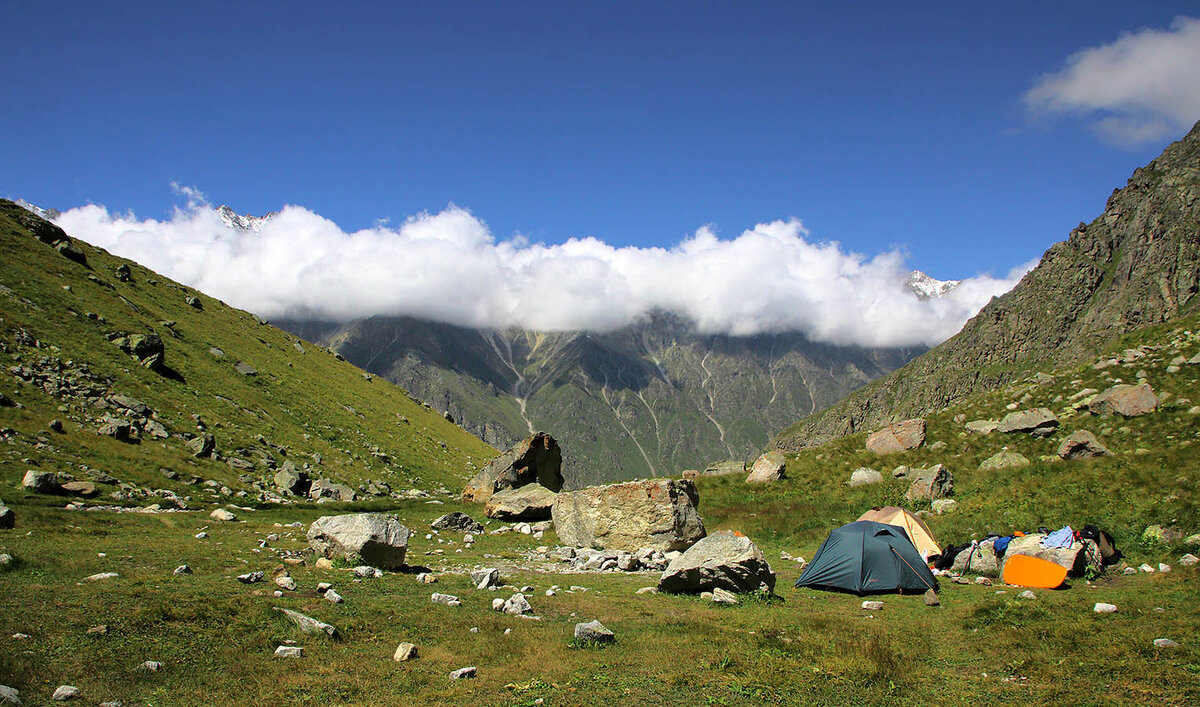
1002,554,1069,588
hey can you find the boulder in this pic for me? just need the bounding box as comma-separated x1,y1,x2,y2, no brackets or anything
96,418,134,442
485,484,557,521
745,451,787,483
21,470,60,494
964,420,999,435
574,620,615,644
997,408,1059,437
1056,430,1112,459
0,505,13,529
273,463,310,496
235,361,258,376
462,432,563,503
61,481,97,498
210,508,237,522
307,513,411,569
949,539,1000,577
308,479,356,502
552,479,705,552
1088,383,1159,417
1003,534,1100,577
431,511,484,534
703,461,746,477
848,467,883,487
277,608,337,637
658,530,775,594
865,419,926,454
978,449,1030,470
470,568,500,589
393,643,418,661
903,464,953,503
187,433,215,458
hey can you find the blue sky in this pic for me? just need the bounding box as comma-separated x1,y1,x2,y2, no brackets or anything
4,2,1199,343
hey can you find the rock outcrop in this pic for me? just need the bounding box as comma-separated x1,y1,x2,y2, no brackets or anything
463,432,563,504
658,530,775,594
552,479,705,552
307,514,411,569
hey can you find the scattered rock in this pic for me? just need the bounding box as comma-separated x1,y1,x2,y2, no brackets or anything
931,499,957,514
210,508,237,522
1088,383,1159,417
0,505,13,529
185,296,203,309
745,451,787,483
924,589,940,606
307,513,411,569
274,646,303,658
709,587,739,604
22,470,60,494
1153,638,1180,650
234,361,258,376
1093,603,1117,614
485,484,557,521
1018,590,1037,600
965,420,999,435
703,461,746,477
173,565,192,576
187,433,215,458
277,608,337,637
978,449,1030,470
353,566,382,579
462,432,563,503
431,511,484,534
997,408,1059,437
137,661,163,672
51,686,80,701
903,464,953,503
500,593,532,615
659,530,775,594
85,572,118,582
431,593,461,607
394,642,418,661
1180,554,1198,567
275,575,298,591
324,589,344,604
0,685,19,705
848,467,883,487
574,620,615,644
553,478,706,552
1056,430,1112,459
448,666,476,680
470,568,500,590
862,600,884,610
865,419,926,454
274,464,310,496
237,571,264,584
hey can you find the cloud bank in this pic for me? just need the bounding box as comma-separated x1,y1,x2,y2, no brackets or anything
1025,16,1200,146
52,193,1030,348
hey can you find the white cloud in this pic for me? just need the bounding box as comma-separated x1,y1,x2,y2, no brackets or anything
1025,16,1200,145
52,196,1028,348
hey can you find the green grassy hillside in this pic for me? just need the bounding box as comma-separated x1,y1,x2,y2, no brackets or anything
0,199,496,505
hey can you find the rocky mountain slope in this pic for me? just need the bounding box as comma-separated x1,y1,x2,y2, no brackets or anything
0,199,495,505
282,312,923,487
774,119,1200,450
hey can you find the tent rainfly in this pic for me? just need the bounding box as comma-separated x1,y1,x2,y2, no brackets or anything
856,506,941,561
795,520,939,595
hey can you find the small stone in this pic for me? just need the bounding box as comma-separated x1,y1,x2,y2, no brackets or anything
393,642,418,661
470,567,500,589
924,589,939,606
316,583,332,593
1139,563,1155,573
353,565,382,578
492,597,506,611
87,625,108,635
1180,554,1199,567
415,573,436,584
173,565,192,576
137,661,163,672
277,608,337,637
314,558,334,570
324,589,343,604
275,576,297,591
274,646,303,658
1158,563,1171,573
52,685,80,701
1093,603,1117,614
210,508,236,522
448,666,476,680
861,600,884,610
974,576,992,586
636,586,658,595
1018,590,1037,600
1153,638,1180,650
194,532,208,539
85,572,119,582
237,571,264,584
1123,567,1137,575
710,587,738,604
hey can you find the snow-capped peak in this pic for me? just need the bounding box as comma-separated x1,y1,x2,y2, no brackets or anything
907,270,960,300
217,205,274,233
14,199,61,222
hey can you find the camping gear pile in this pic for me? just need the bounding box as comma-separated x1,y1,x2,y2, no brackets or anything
796,507,1120,595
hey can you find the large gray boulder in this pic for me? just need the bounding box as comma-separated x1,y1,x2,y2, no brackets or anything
463,432,563,504
307,513,411,569
745,451,786,483
997,408,1059,437
865,419,926,454
1088,383,1159,417
949,538,1000,577
904,464,953,503
658,530,775,594
21,470,60,494
1003,534,1100,577
552,479,705,552
485,484,557,521
1056,430,1112,459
